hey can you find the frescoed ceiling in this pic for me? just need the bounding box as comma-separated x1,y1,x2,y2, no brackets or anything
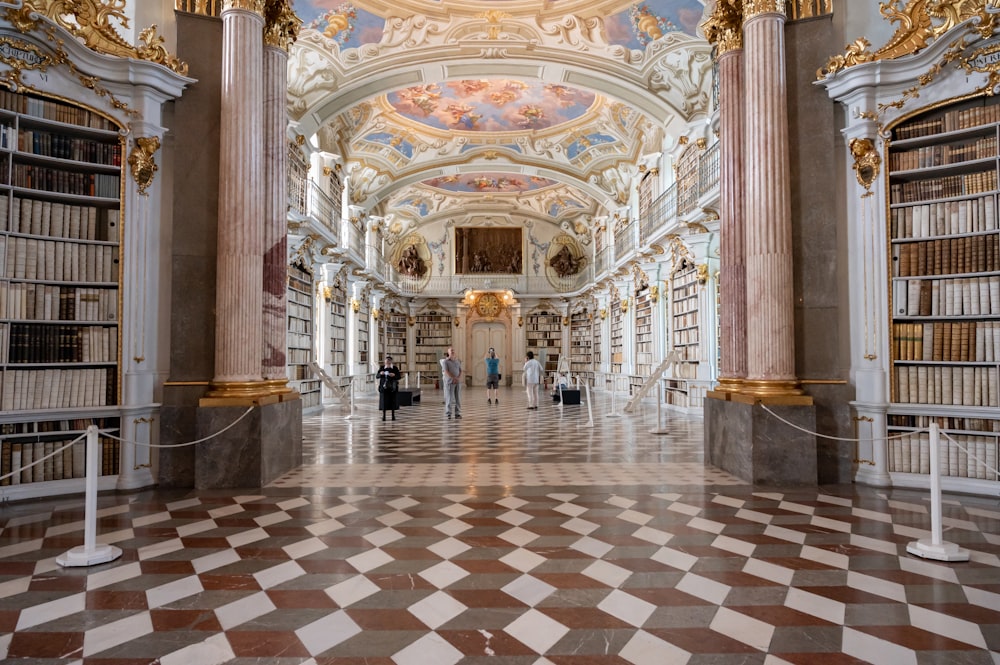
287,0,714,239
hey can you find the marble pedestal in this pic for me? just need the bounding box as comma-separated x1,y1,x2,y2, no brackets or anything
187,399,301,489
705,395,817,486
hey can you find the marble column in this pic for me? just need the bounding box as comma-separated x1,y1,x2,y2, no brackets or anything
261,1,300,395
741,0,805,399
705,2,748,394
204,0,266,402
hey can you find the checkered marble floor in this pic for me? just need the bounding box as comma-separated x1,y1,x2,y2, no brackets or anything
1,386,999,664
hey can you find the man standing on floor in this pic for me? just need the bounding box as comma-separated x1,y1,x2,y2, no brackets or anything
523,350,543,410
442,346,462,419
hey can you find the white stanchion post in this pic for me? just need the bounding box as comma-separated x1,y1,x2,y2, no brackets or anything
345,380,356,420
57,426,122,567
650,380,669,435
417,371,421,388
581,382,594,427
404,373,409,388
607,375,621,418
906,423,970,562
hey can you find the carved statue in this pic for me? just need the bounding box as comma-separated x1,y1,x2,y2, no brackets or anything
397,244,427,278
549,244,583,278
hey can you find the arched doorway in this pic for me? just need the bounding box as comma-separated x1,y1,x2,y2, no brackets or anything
471,322,506,386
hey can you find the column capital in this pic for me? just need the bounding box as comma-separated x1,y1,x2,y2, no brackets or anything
264,0,302,51
702,0,743,55
743,0,786,20
223,0,266,15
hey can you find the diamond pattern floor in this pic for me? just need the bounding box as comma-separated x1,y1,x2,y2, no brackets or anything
1,386,998,664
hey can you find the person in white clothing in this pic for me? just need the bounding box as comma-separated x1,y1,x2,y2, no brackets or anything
522,351,544,410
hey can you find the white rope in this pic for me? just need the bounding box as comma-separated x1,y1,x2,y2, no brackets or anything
759,403,922,443
939,430,1000,480
100,405,256,449
0,431,87,484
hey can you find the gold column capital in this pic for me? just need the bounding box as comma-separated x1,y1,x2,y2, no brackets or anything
702,0,743,55
743,0,786,20
264,0,302,51
223,0,266,15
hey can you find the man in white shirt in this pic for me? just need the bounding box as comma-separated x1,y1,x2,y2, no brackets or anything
522,351,543,410
442,346,462,419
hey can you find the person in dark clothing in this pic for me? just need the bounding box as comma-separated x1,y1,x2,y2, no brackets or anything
378,355,402,421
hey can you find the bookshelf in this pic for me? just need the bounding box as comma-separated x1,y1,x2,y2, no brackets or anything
671,260,700,380
328,280,347,379
380,311,407,371
526,311,561,374
0,90,124,496
634,288,653,377
414,311,450,382
569,310,593,384
287,262,320,410
886,97,1000,486
357,298,370,369
594,310,603,371
609,300,623,374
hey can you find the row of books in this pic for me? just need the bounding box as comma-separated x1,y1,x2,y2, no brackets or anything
288,316,311,334
287,331,311,350
0,284,117,322
892,365,999,406
0,367,116,410
889,134,997,172
0,92,117,130
892,321,1000,362
889,170,997,204
891,197,997,238
0,438,119,485
0,195,118,240
1,323,117,364
11,164,120,198
894,104,1000,139
17,128,122,166
0,417,119,435
887,432,998,479
673,312,698,329
887,414,1000,432
894,276,1000,317
287,348,311,365
1,236,119,282
893,234,998,277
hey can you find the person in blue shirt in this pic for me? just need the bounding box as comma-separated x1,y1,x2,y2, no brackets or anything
484,347,501,404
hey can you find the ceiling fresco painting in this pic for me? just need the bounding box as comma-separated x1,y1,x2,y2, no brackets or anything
387,81,595,132
287,0,714,242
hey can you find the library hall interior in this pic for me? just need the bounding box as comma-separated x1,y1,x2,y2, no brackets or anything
1,0,1000,663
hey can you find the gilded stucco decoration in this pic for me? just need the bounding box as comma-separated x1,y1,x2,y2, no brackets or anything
128,136,160,195
819,0,1000,79
7,0,189,76
849,137,881,191
743,0,787,19
702,0,743,55
264,0,302,51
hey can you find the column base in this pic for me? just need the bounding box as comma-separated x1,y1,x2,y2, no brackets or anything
705,394,817,486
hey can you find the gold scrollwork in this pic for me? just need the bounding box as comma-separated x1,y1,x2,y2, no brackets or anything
128,136,160,195
849,137,881,191
697,264,709,284
263,0,301,52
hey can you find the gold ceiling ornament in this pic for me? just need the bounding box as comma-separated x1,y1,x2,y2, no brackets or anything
818,0,999,80
849,137,881,191
478,10,510,40
263,0,301,52
702,0,743,55
743,0,787,20
8,1,189,76
128,135,160,195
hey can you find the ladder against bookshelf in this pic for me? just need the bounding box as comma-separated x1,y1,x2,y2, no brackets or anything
526,311,561,375
414,311,451,383
886,96,1000,489
287,262,320,410
671,261,700,381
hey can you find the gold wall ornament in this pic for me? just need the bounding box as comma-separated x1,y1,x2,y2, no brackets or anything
454,316,461,327
321,285,332,301
128,135,160,195
517,315,524,327
621,298,629,314
372,308,380,320
562,316,570,326
11,1,189,76
849,137,881,191
478,10,511,39
697,263,709,284
702,0,743,55
650,284,659,303
350,298,360,313
743,0,787,19
599,307,607,320
817,38,876,78
223,0,266,13
0,35,55,83
407,316,415,326
263,0,301,51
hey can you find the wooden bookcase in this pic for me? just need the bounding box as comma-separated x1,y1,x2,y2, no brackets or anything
526,311,561,375
357,298,369,369
0,91,124,493
414,311,450,382
886,97,1000,485
569,310,593,383
287,262,320,409
609,300,623,374
671,261,700,380
380,311,407,371
327,280,347,378
634,288,652,377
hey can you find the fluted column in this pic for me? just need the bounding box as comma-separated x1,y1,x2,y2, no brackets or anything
262,1,300,394
705,1,747,392
741,0,803,397
205,0,266,400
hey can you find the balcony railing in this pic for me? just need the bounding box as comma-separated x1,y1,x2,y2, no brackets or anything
699,142,720,201
640,183,676,245
307,180,338,235
614,223,636,264
394,267,594,296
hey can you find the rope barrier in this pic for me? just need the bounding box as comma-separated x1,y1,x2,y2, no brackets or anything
101,405,255,449
0,431,87,484
760,403,918,444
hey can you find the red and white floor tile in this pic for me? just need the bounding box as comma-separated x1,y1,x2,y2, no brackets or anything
1,386,998,664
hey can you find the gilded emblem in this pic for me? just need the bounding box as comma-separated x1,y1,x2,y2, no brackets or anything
849,137,881,191
128,136,160,195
